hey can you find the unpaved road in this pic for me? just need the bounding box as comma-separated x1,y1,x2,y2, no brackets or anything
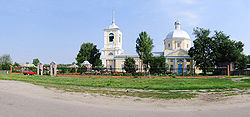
0,80,250,117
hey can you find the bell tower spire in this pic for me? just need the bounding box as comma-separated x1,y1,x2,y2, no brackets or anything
112,9,115,24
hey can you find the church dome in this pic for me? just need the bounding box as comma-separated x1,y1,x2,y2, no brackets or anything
165,21,191,40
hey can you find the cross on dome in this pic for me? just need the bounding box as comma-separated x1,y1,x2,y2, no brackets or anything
175,20,181,30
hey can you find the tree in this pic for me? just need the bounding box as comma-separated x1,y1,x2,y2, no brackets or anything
136,31,154,68
13,62,20,67
77,66,87,74
124,57,136,73
189,28,248,74
32,58,40,66
188,27,214,75
212,31,245,67
149,56,167,74
234,54,248,70
0,54,12,70
248,55,250,64
76,43,102,67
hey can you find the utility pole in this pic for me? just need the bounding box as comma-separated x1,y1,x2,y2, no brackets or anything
141,52,143,72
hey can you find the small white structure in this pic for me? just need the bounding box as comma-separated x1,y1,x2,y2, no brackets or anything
82,61,92,72
68,64,79,68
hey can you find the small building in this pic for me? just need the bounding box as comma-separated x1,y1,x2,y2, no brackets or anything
82,61,92,72
247,64,250,70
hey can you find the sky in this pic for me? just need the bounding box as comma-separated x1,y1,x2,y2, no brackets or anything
0,0,250,64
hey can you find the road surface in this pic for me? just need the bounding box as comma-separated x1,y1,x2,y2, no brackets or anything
0,80,249,117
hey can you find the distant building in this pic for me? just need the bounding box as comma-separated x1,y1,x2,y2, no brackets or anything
247,64,250,70
19,63,36,67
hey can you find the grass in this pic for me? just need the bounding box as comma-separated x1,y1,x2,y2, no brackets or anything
0,74,249,100
1,74,250,90
40,84,197,99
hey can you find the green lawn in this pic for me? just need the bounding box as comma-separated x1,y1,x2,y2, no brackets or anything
0,74,249,90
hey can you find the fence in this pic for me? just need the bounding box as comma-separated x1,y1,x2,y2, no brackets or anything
231,70,250,76
0,70,11,74
9,66,232,76
55,67,228,76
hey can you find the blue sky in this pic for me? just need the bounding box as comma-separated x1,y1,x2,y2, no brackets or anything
0,0,249,64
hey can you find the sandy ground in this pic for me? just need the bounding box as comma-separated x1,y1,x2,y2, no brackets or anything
0,80,250,117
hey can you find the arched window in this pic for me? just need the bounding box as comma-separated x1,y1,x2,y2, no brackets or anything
109,33,114,43
168,42,171,48
108,52,113,55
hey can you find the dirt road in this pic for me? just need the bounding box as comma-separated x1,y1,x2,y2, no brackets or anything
0,80,249,117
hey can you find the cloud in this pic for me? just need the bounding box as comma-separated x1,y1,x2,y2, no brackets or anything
177,11,200,27
158,0,201,27
180,0,197,5
159,0,197,5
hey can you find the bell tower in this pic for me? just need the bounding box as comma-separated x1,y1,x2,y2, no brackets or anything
101,10,124,67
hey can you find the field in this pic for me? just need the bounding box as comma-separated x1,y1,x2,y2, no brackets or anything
0,74,249,99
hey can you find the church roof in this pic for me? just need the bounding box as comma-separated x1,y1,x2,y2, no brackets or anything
114,53,139,58
166,30,191,40
165,21,191,40
152,52,164,56
82,61,91,65
114,52,164,59
165,49,189,57
108,23,119,29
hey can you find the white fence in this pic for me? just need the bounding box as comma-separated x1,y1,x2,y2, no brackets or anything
0,70,11,74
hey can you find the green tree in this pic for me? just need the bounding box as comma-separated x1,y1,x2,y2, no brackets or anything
124,57,136,73
32,58,40,66
212,31,244,66
77,66,87,74
149,56,167,74
13,62,20,67
136,31,154,68
248,55,250,64
188,27,214,75
234,54,248,70
0,54,12,70
212,31,247,70
76,43,102,67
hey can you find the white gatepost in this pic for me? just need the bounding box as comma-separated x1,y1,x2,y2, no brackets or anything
50,62,57,76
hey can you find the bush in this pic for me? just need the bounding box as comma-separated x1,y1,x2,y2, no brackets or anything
123,73,132,76
77,66,87,74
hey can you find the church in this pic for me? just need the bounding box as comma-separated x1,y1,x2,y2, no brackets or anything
100,11,198,74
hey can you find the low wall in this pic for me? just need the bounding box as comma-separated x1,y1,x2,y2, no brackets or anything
57,74,226,78
0,70,11,74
